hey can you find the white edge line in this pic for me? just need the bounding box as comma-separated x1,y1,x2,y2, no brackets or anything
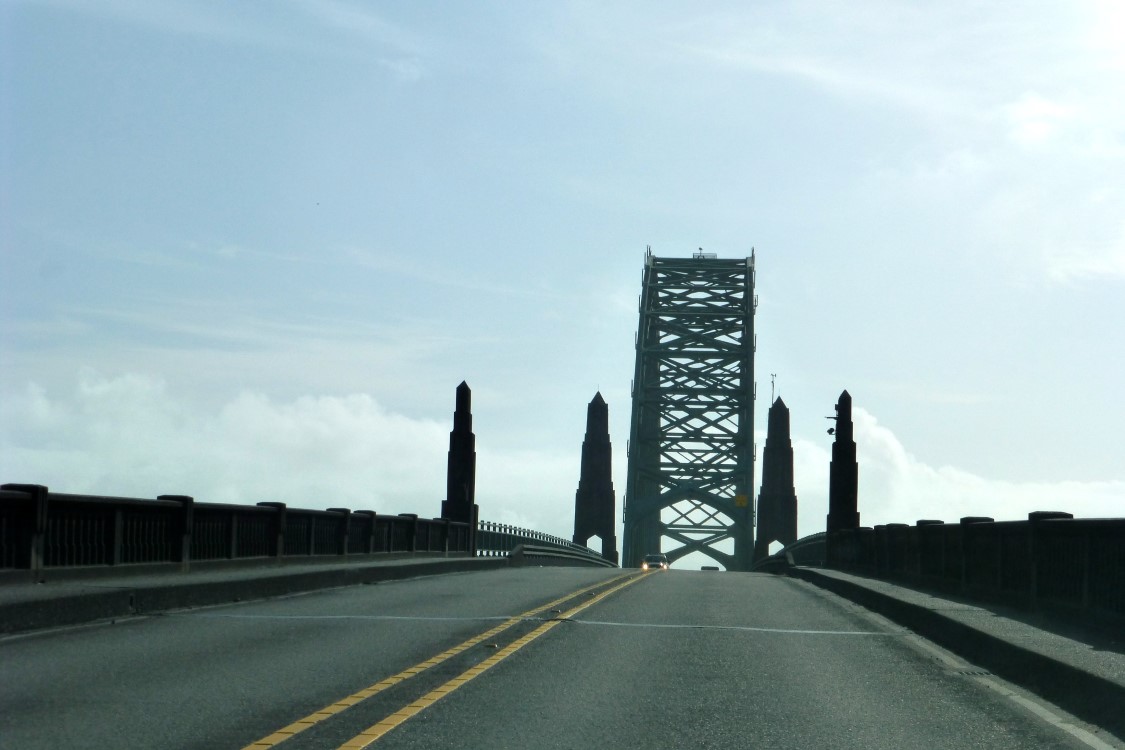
975,676,1123,750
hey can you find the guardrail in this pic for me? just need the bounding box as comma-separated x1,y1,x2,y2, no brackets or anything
507,544,617,568
751,532,827,572
0,484,471,582
475,520,611,566
822,513,1125,619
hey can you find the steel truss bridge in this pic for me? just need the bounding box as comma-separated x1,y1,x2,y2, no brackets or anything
622,248,757,570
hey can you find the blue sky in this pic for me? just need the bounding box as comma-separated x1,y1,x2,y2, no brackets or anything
3,1,1123,563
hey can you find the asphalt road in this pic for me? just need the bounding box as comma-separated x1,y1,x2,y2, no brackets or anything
0,567,1115,749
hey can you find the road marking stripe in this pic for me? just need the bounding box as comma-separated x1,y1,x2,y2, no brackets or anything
189,614,533,622
240,573,633,749
336,573,646,749
972,676,1122,750
898,631,1120,749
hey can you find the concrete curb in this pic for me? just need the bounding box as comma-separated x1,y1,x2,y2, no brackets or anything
0,557,509,636
791,567,1125,740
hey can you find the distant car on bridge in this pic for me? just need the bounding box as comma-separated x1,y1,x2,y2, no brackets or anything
641,554,669,571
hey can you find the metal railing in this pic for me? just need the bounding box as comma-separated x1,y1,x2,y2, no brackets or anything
475,520,608,563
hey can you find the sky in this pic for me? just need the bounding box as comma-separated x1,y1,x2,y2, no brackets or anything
2,1,1123,568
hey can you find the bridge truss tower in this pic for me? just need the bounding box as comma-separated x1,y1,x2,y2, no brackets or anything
622,248,757,571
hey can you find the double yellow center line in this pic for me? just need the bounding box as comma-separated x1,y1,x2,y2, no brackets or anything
242,572,643,749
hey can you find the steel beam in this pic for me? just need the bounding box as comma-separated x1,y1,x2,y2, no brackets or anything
622,249,756,570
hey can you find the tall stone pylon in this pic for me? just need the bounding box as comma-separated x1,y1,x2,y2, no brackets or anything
826,390,859,534
441,381,478,550
753,397,798,562
572,392,619,564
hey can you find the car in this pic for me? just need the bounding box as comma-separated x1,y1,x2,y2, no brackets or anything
641,553,669,571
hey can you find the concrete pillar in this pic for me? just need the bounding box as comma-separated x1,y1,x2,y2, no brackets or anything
440,381,479,554
327,508,351,555
753,397,798,563
826,390,859,534
825,390,859,567
572,392,619,564
257,502,287,558
1,484,50,575
158,495,194,570
353,510,376,553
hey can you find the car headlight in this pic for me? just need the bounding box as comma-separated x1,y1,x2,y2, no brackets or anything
642,562,649,570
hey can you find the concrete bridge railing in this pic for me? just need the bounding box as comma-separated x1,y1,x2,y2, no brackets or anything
0,483,474,583
821,513,1125,620
0,484,614,582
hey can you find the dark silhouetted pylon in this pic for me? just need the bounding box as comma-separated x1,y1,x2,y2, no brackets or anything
441,381,478,550
827,390,859,534
753,397,798,562
572,392,619,564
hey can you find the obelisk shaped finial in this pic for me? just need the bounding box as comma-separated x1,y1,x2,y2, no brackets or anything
573,392,618,564
753,397,798,563
441,382,478,548
826,390,859,534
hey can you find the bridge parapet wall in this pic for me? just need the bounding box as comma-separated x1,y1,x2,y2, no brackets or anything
0,484,472,583
825,513,1125,619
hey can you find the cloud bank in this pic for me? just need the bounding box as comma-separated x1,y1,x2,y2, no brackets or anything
792,409,1125,539
2,373,1122,545
0,371,580,535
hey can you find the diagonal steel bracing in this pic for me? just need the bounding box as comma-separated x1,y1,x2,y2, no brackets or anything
622,248,756,571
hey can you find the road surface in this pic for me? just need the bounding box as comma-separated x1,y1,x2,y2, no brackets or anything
1,567,1118,749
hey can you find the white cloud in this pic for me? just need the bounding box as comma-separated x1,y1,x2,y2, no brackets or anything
562,3,1125,291
684,43,964,120
0,370,586,536
791,408,1125,540
477,448,578,534
2,374,1122,552
288,0,429,81
1002,92,1076,148
0,371,446,514
289,0,426,55
1087,0,1125,69
22,0,428,74
1044,222,1125,283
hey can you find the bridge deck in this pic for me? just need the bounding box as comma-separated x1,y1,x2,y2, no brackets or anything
795,567,1125,740
2,561,1122,743
0,556,507,634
